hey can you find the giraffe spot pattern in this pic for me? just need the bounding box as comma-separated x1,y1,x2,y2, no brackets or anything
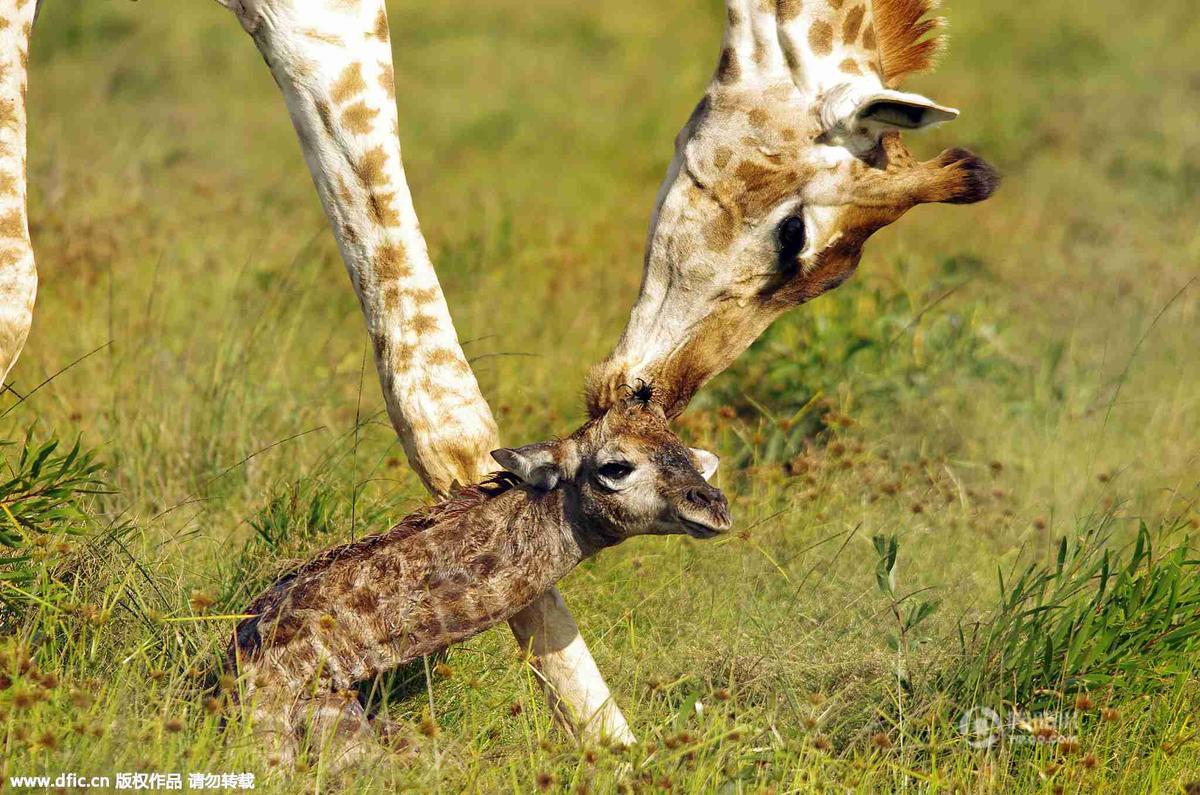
378,62,395,99
300,28,343,46
354,146,389,187
776,0,804,23
842,5,865,45
0,209,25,239
341,101,378,135
713,146,732,170
808,21,834,56
315,100,337,138
375,243,412,281
367,190,400,226
331,63,367,105
410,314,439,336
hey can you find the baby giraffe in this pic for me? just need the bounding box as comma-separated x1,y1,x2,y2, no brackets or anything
226,397,730,768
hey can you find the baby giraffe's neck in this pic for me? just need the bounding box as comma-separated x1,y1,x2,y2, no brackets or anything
403,486,611,661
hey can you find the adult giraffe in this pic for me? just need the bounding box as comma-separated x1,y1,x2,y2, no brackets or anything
0,0,995,746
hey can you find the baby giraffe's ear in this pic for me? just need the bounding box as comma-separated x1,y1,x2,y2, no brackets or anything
491,443,561,491
689,448,720,482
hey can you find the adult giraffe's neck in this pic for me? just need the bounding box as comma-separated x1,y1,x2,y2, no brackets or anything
230,0,499,496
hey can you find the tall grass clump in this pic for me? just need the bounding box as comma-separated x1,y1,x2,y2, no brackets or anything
0,431,110,624
945,513,1200,709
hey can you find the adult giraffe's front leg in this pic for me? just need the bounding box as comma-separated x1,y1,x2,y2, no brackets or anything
0,1,41,389
218,0,634,746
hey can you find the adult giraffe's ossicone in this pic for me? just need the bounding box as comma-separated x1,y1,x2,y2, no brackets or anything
587,0,999,419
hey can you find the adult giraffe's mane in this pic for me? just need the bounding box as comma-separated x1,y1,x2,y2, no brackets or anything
872,0,947,86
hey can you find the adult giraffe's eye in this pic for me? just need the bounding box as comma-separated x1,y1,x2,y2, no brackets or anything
598,462,634,481
777,214,806,266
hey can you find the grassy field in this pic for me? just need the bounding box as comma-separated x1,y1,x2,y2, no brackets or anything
2,0,1199,791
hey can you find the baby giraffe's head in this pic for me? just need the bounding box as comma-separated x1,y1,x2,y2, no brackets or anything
491,396,730,545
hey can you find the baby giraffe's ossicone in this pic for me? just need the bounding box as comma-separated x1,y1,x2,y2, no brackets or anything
226,397,728,769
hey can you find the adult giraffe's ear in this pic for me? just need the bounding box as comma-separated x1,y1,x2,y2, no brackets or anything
821,85,958,150
491,443,562,491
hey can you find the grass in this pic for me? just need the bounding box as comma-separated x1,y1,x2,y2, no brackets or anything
1,0,1198,791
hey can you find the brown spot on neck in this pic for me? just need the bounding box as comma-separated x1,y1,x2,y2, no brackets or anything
368,190,400,226
842,5,865,44
0,210,26,240
379,62,396,99
776,0,804,23
373,8,390,41
808,21,833,56
376,243,412,281
341,101,378,135
354,146,390,187
331,63,367,105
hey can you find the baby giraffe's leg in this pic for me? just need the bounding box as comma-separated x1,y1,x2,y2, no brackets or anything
244,687,301,770
0,1,41,388
299,691,380,775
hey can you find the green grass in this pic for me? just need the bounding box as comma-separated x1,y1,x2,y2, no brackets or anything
2,0,1199,791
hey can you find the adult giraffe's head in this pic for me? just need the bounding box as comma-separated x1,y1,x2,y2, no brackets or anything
587,0,998,419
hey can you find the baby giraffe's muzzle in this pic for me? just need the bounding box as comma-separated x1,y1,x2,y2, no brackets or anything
678,483,732,539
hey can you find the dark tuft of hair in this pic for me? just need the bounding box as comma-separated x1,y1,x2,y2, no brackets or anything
617,379,658,408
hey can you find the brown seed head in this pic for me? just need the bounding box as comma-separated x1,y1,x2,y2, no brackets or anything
418,715,440,737
188,591,215,612
1057,737,1081,754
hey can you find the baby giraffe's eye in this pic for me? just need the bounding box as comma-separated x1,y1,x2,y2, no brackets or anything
598,462,634,481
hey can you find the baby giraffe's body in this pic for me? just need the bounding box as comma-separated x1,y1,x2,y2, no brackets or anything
227,398,729,767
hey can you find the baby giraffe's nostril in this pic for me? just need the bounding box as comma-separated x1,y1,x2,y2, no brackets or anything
686,486,724,510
